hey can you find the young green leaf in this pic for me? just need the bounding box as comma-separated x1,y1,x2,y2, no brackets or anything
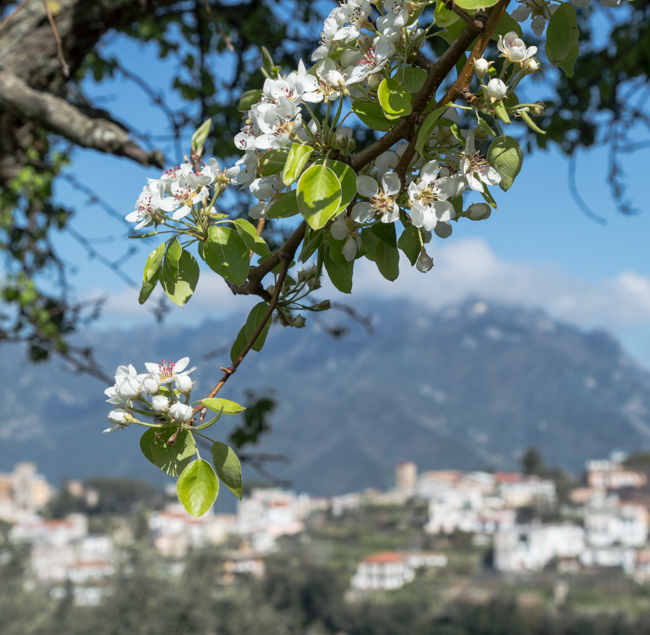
202,398,246,415
268,191,300,219
245,302,272,352
324,247,353,293
298,225,325,262
545,2,579,65
139,243,165,305
283,143,314,185
232,218,269,256
160,250,200,307
398,225,421,266
360,227,379,262
325,160,357,213
328,233,350,265
205,226,250,285
520,110,546,134
297,164,342,230
415,106,448,156
177,459,219,518
162,237,182,285
212,442,243,499
434,1,460,28
402,67,427,94
140,429,156,464
488,136,524,192
238,88,263,111
191,118,212,152
378,78,413,119
351,100,392,132
150,429,197,477
230,324,248,363
494,100,511,124
558,40,579,77
371,223,399,281
258,148,289,177
454,0,500,8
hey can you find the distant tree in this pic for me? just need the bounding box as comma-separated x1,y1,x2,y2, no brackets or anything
521,447,546,476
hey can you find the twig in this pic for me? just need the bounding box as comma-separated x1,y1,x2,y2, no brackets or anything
42,0,70,78
202,0,235,52
0,0,29,36
444,0,484,29
568,154,607,225
193,250,295,414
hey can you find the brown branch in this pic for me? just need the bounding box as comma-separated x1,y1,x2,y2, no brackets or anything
193,249,294,413
0,70,163,167
203,0,235,52
41,0,69,78
444,0,484,29
437,0,512,108
0,0,28,36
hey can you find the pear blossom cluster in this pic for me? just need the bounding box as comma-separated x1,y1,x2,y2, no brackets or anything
104,357,197,433
126,160,239,229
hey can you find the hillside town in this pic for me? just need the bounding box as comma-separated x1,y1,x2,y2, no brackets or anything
3,451,650,604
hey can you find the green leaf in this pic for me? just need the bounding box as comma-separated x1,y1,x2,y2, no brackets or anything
297,164,342,230
434,0,460,27
283,144,314,185
371,223,399,281
191,119,212,152
325,160,357,212
481,186,498,209
202,398,246,415
245,302,272,352
398,225,421,266
205,226,250,285
268,191,300,219
177,459,219,518
454,0,499,8
139,243,165,305
150,429,197,477
258,148,289,177
360,227,379,262
233,219,269,256
162,237,182,285
129,231,158,239
351,100,392,132
324,247,353,293
492,12,523,40
230,325,248,364
328,233,349,265
494,100,511,124
402,67,427,94
415,106,447,156
261,46,276,75
140,429,156,464
160,250,200,307
238,88,263,111
488,136,524,192
558,40,579,77
298,225,325,262
476,114,496,138
545,2,579,65
378,78,412,120
212,442,243,499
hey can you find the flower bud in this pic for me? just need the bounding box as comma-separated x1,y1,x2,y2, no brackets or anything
521,57,541,74
486,78,507,101
107,409,131,425
152,395,170,413
141,374,159,395
175,373,193,393
529,101,545,116
311,300,331,311
170,403,193,422
116,376,140,400
467,203,491,220
474,58,490,76
293,315,306,328
367,73,381,90
416,249,434,273
358,34,372,52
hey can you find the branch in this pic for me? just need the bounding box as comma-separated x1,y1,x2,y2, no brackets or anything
193,248,296,413
0,70,163,167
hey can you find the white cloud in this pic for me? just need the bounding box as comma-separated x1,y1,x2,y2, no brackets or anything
89,237,650,335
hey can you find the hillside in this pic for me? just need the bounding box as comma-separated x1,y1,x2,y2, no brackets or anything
3,299,650,498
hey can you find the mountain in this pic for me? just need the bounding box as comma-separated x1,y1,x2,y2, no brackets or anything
3,298,650,499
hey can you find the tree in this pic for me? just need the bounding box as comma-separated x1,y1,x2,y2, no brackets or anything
0,0,637,515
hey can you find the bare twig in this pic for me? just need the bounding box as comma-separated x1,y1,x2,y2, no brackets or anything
42,0,70,78
444,0,484,29
0,0,28,35
202,0,235,51
568,154,607,225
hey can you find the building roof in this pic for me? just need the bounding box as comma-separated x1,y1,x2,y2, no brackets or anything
362,551,406,564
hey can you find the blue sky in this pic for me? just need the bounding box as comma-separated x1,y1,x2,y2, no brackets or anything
49,13,650,365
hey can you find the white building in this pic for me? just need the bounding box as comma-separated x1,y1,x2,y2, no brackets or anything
495,473,556,508
0,463,52,522
585,459,646,490
493,525,585,572
583,495,648,548
351,551,447,591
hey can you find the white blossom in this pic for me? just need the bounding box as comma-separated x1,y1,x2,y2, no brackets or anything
407,161,457,232
460,131,501,193
474,58,490,76
377,0,410,35
170,403,194,422
330,214,362,261
486,78,508,101
351,172,401,223
497,31,538,62
151,395,170,413
126,182,165,229
346,36,395,85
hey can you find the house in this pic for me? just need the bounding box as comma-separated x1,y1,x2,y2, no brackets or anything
350,551,447,591
495,473,556,508
585,459,646,490
0,463,53,522
583,495,648,548
493,525,585,572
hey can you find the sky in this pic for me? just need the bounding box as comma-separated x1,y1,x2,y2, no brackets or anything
48,8,650,367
